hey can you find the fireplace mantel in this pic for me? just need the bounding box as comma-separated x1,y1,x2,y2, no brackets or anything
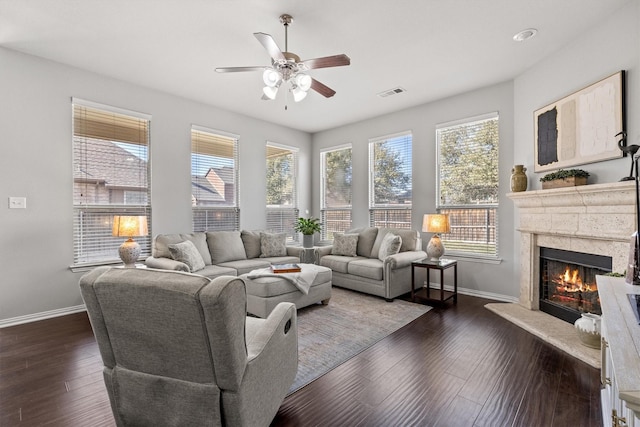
508,180,636,310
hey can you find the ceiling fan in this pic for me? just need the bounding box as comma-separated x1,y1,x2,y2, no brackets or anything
215,14,350,103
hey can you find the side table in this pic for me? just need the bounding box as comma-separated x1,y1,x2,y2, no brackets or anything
411,258,457,304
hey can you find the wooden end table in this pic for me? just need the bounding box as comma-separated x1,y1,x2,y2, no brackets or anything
411,258,457,304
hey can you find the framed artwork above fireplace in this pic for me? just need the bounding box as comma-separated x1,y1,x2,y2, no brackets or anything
534,70,625,172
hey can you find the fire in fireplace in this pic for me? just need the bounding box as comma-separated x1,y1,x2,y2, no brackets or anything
539,248,611,324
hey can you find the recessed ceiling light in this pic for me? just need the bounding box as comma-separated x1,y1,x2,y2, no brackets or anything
513,28,538,42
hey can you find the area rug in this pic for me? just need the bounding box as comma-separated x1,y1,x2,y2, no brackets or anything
289,287,432,393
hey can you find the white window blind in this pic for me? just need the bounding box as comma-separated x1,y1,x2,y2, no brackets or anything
368,131,412,229
266,143,299,241
436,112,499,258
72,99,151,267
321,145,352,240
191,126,240,231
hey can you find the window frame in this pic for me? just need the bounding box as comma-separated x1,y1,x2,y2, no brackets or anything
435,112,500,260
320,144,353,240
368,131,413,229
71,98,152,270
265,142,299,242
191,125,240,232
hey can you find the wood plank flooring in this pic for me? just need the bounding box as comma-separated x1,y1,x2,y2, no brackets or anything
0,294,602,426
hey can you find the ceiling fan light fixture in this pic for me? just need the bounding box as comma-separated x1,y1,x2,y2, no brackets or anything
295,73,312,92
263,69,281,87
292,86,308,102
263,85,279,100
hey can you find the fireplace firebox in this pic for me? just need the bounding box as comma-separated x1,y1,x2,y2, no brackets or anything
539,247,611,324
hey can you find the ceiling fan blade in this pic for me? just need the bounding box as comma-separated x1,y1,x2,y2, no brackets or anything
311,78,336,98
254,32,286,61
302,54,351,70
215,66,265,73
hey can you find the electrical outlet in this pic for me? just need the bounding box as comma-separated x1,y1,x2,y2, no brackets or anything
9,197,26,209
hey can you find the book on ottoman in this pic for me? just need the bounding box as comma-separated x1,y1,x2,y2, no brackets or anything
271,263,301,273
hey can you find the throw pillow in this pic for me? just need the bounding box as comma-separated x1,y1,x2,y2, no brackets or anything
260,232,287,257
168,240,206,272
206,231,247,264
378,233,402,261
331,233,359,257
241,230,263,259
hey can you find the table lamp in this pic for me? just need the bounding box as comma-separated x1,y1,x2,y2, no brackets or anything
423,214,450,261
112,215,148,267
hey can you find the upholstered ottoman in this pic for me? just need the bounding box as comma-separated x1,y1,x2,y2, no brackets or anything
241,264,332,318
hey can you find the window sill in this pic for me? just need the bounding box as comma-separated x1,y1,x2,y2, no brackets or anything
444,254,503,265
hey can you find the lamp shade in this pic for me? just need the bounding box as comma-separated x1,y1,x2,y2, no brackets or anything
112,216,148,238
422,214,450,234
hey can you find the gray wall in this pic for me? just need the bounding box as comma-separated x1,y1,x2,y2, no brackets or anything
0,47,311,325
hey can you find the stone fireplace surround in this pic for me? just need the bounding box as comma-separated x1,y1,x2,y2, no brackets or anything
486,181,636,368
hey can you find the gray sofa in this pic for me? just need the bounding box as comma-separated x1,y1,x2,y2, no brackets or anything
316,227,427,300
145,230,303,278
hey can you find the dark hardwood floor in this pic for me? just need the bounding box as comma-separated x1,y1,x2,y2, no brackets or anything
0,294,602,426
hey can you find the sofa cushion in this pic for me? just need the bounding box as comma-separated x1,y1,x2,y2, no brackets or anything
347,258,384,281
260,232,287,257
168,240,206,272
154,233,212,265
319,255,363,274
331,233,359,257
195,264,238,279
206,231,247,264
346,227,378,258
377,233,402,261
241,230,263,259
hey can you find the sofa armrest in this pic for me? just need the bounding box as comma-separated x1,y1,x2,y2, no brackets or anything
384,250,428,269
315,245,333,260
144,256,190,272
286,246,303,258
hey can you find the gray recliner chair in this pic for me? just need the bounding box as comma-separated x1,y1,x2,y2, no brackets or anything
80,267,298,427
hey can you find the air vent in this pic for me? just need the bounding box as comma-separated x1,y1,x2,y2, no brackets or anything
377,87,406,98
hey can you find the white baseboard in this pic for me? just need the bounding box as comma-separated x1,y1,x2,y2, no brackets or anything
427,283,518,303
0,305,87,328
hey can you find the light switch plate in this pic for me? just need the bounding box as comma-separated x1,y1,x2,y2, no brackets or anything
9,197,26,209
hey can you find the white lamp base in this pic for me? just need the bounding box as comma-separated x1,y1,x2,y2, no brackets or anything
118,238,140,268
426,234,445,261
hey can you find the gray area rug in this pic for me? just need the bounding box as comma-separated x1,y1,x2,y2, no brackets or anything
289,287,432,393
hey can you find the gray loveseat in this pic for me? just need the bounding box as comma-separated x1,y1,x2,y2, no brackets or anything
316,227,427,300
145,230,302,278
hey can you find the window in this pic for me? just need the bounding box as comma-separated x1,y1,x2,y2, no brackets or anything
72,99,151,267
436,112,499,258
266,143,298,241
321,145,352,240
369,131,412,228
191,126,239,231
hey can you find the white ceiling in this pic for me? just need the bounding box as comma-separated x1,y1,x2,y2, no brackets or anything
0,0,631,133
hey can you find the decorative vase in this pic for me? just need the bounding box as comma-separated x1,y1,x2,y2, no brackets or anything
574,313,601,349
302,234,314,248
510,165,527,192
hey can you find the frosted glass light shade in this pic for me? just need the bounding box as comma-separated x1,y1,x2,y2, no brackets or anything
295,73,312,91
292,87,308,102
263,86,278,100
263,69,281,87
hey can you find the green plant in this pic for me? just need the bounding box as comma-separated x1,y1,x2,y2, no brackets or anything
604,271,625,277
539,168,590,182
293,217,322,235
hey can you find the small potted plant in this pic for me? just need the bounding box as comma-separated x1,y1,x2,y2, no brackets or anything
540,169,590,189
294,217,322,248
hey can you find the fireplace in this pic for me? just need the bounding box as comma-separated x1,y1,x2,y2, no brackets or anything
539,247,610,324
